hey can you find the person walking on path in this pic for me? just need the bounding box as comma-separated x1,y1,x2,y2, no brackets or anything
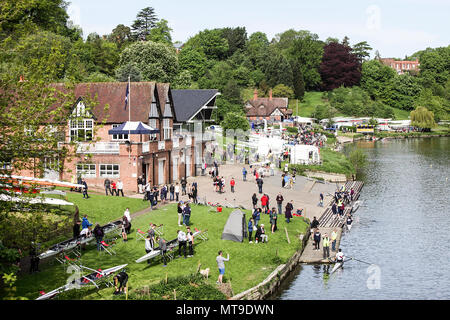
148,188,155,210
242,167,247,181
313,229,321,250
331,229,338,252
256,177,263,194
230,178,235,193
216,251,229,284
252,193,258,209
248,218,255,243
322,233,330,258
319,193,324,207
285,200,293,223
276,193,284,215
104,178,111,196
117,179,124,197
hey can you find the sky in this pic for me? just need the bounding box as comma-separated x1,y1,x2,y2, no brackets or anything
67,0,449,58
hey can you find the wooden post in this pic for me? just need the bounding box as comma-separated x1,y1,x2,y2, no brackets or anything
285,227,291,244
165,272,168,284
173,289,177,300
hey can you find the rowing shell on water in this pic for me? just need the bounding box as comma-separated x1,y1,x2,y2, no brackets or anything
330,261,343,274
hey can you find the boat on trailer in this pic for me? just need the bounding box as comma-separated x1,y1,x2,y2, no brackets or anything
36,263,128,300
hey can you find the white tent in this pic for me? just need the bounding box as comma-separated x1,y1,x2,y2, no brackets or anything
289,145,320,165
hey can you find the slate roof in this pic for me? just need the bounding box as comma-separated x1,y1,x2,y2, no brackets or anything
245,97,291,117
171,89,219,122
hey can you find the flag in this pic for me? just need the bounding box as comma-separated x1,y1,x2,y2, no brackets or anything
124,82,129,110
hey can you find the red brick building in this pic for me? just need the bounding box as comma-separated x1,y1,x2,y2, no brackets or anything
15,82,219,193
245,89,292,123
380,58,420,74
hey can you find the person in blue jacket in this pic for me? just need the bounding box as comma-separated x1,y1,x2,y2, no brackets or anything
242,167,247,181
248,218,255,243
81,215,92,230
252,208,261,227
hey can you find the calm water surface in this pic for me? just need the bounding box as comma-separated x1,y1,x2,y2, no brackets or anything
277,137,450,300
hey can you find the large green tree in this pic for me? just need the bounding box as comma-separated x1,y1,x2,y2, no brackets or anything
131,6,158,41
410,106,436,131
178,47,208,81
360,60,396,100
184,29,229,61
352,41,372,63
108,24,132,49
119,41,178,82
260,48,293,88
147,19,173,45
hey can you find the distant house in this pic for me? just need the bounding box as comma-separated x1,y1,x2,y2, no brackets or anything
245,89,292,123
380,58,420,74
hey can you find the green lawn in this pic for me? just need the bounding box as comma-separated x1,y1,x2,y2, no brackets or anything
12,198,309,300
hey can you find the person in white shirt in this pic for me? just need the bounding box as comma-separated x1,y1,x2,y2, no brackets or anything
117,179,124,197
174,183,180,202
144,235,153,264
124,208,131,223
177,230,187,258
336,249,345,263
186,226,194,257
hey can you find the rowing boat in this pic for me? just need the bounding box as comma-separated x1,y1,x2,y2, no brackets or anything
36,263,127,300
330,261,343,274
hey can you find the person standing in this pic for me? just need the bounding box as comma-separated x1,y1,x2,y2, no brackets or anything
169,184,175,201
144,235,153,264
192,184,198,204
331,229,338,252
123,208,131,234
276,193,284,215
121,216,130,242
248,218,255,243
117,179,124,197
148,188,155,210
82,179,89,199
281,174,286,188
331,202,337,215
230,177,235,193
175,183,180,202
216,251,229,284
157,236,168,267
319,193,324,207
73,220,81,239
322,233,330,258
148,223,156,249
261,194,268,214
181,178,187,195
104,178,111,196
251,193,258,209
253,208,261,227
242,167,247,181
137,176,144,194
186,226,194,257
350,188,355,201
256,177,263,194
93,223,104,251
285,200,293,223
183,203,191,226
269,207,278,233
177,201,184,226
111,181,117,196
177,230,187,259
310,216,320,234
313,229,321,251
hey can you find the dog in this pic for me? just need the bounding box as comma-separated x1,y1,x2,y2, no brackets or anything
199,268,210,279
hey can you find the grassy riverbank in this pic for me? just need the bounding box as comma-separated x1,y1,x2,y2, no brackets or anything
9,196,309,300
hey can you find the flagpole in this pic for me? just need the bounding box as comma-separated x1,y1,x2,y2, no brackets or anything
128,75,131,160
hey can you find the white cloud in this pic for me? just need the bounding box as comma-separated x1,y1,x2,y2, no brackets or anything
67,3,81,27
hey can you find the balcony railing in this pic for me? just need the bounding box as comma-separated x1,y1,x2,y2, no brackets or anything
76,142,120,154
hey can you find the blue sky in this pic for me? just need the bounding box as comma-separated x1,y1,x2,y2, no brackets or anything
67,0,449,58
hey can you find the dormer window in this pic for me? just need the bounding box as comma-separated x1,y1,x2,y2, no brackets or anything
163,119,172,140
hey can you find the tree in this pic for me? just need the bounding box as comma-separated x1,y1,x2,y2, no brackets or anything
108,24,132,49
147,19,173,45
410,107,436,131
319,42,361,91
246,32,269,68
115,62,142,82
178,48,207,81
86,34,120,77
184,29,229,61
221,112,250,132
382,74,421,111
119,41,178,82
260,49,293,88
221,27,247,57
131,7,158,40
291,59,305,99
348,149,367,176
360,60,396,100
272,84,294,99
342,36,350,47
352,41,372,63
413,88,448,122
171,70,192,89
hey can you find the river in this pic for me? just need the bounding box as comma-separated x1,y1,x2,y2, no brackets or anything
276,137,450,300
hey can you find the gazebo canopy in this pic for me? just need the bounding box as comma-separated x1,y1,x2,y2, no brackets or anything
108,121,159,135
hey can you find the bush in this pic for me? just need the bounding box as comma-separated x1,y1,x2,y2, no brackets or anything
286,127,298,134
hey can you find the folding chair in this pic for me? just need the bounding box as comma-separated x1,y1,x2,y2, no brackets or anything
100,241,116,255
136,229,147,241
154,224,164,237
194,228,209,242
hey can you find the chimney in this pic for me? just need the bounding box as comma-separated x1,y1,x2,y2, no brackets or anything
253,89,258,100
269,89,272,100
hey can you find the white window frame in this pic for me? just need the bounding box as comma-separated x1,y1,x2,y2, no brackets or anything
99,164,120,178
69,119,94,142
76,163,96,178
163,118,172,140
111,124,129,141
149,119,158,140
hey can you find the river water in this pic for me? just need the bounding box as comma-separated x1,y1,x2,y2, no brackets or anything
277,137,450,300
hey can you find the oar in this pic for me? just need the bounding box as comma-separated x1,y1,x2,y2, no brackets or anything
348,257,373,265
